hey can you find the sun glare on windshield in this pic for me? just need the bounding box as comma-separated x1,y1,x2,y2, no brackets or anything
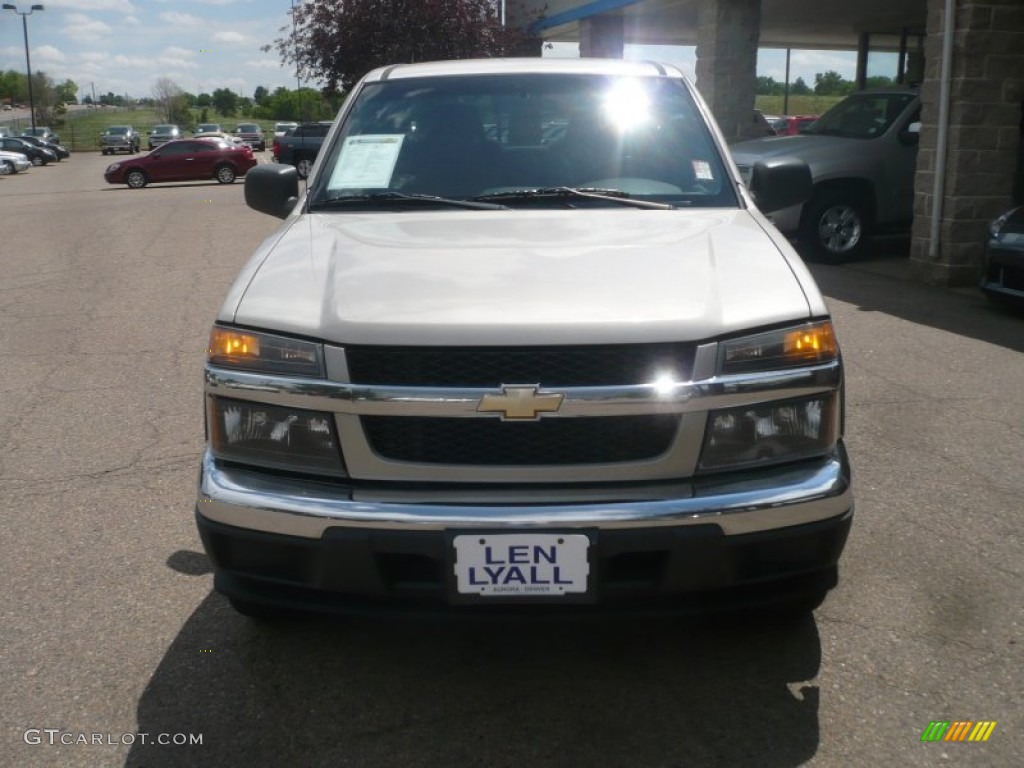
601,80,652,132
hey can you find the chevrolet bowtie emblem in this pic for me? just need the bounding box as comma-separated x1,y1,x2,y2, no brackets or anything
477,385,565,420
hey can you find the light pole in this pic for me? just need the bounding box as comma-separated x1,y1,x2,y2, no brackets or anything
2,4,44,132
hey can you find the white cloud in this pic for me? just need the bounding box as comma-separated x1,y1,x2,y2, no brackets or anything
163,46,198,60
243,59,287,70
33,45,67,64
62,14,113,43
158,46,199,70
158,11,202,27
123,15,141,26
212,31,246,44
112,54,153,69
44,0,137,11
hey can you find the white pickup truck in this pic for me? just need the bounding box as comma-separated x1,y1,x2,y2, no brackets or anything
196,58,853,619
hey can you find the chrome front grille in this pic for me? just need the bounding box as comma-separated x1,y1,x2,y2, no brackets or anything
206,343,841,484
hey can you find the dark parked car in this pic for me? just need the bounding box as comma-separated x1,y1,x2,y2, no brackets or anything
16,134,70,160
148,124,182,150
980,205,1024,309
233,123,266,152
103,138,257,188
0,136,55,166
195,123,223,136
21,126,60,144
271,121,332,178
100,125,140,155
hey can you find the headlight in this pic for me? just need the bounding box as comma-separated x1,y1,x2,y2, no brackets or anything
106,163,121,172
988,210,1011,238
207,325,324,377
699,394,838,472
988,207,1023,243
719,321,837,375
208,397,346,476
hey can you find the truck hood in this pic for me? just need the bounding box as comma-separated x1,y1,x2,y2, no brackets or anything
229,209,814,346
730,134,864,167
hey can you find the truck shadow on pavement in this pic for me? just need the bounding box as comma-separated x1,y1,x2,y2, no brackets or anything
803,240,1024,355
127,553,825,768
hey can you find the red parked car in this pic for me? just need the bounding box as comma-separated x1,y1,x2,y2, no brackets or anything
773,115,819,135
103,138,257,188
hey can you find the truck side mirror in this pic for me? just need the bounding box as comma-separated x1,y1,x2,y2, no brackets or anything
748,157,812,213
245,163,300,219
899,122,922,146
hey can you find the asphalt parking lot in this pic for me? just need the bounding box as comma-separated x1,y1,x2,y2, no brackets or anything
1,152,1021,767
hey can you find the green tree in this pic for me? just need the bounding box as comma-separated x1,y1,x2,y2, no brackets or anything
54,79,78,104
0,69,27,104
196,92,212,108
266,0,542,93
814,70,853,96
865,75,895,89
253,85,269,104
756,76,783,96
211,87,238,116
790,77,811,95
252,86,342,122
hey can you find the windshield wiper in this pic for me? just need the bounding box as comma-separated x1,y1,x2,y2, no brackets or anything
309,191,509,211
472,187,676,210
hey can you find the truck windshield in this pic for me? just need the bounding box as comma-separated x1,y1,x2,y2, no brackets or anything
802,93,917,140
309,73,737,209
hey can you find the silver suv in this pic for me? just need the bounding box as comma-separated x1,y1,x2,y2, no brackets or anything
198,58,852,620
732,89,921,262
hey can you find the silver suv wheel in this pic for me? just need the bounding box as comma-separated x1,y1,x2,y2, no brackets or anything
800,190,872,263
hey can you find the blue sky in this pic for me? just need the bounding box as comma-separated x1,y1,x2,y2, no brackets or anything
0,1,900,101
0,0,298,100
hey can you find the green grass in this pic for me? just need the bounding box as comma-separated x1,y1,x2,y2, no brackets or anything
755,94,843,117
57,107,280,151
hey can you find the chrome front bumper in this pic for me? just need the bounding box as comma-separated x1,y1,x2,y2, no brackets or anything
197,444,853,539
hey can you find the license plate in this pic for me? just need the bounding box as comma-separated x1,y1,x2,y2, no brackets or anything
453,533,590,597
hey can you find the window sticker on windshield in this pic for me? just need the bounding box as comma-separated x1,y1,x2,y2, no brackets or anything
692,160,713,181
328,134,405,189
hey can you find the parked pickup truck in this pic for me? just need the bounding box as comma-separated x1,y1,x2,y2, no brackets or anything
731,88,921,262
233,123,266,152
198,58,853,620
100,125,139,155
271,121,332,178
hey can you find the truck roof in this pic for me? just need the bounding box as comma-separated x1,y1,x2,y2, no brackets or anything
368,57,688,83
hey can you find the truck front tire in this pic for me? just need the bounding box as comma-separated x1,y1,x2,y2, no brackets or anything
799,190,872,263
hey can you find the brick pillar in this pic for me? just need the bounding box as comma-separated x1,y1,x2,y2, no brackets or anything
910,0,1024,286
695,0,762,141
579,15,624,59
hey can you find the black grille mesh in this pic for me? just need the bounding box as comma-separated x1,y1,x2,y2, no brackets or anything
345,344,695,387
361,415,680,465
1002,264,1024,291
